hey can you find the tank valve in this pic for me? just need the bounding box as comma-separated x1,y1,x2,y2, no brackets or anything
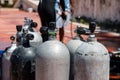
89,21,96,34
16,25,22,32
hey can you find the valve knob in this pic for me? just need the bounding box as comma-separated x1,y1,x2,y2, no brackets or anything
16,25,22,32
89,22,96,33
10,36,15,41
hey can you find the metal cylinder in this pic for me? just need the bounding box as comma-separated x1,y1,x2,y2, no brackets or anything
2,58,11,80
66,38,83,80
66,39,83,55
36,40,70,80
2,42,17,80
74,36,110,80
10,18,40,80
10,46,36,80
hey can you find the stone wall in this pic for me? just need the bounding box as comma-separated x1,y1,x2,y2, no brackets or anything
71,0,120,21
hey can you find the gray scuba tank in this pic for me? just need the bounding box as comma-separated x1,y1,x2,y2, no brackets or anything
74,22,110,80
36,22,70,80
66,25,91,80
2,36,17,80
23,17,43,47
10,33,36,80
10,17,42,80
16,17,42,47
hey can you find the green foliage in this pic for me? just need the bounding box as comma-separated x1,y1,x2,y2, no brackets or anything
72,16,120,33
100,19,120,32
73,16,97,25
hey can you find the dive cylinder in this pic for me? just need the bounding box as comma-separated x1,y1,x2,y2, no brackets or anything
23,17,43,47
10,33,36,80
74,22,110,80
2,36,17,80
36,22,70,80
16,17,42,47
66,25,86,80
10,17,41,80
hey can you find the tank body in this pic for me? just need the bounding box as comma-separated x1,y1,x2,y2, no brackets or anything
9,17,41,80
36,40,70,80
10,46,36,80
2,43,17,80
74,40,110,80
66,38,83,55
66,38,83,80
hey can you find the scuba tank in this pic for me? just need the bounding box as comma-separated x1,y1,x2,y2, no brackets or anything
2,36,17,80
74,22,110,80
16,17,42,47
36,22,70,80
66,25,91,80
10,33,36,80
23,17,43,47
10,17,42,80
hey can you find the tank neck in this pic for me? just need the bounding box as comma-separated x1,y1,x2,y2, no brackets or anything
73,35,84,41
48,30,57,40
48,36,56,40
87,34,97,42
11,42,16,46
22,40,30,48
78,34,84,40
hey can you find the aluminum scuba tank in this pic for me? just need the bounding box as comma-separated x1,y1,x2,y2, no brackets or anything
16,17,42,47
2,36,17,60
2,36,17,80
74,22,110,80
10,17,42,80
36,22,70,80
66,25,91,80
10,33,36,80
23,17,43,47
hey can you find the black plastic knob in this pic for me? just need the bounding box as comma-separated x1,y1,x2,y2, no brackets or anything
49,22,56,30
40,26,48,34
89,22,96,33
26,34,34,40
31,22,38,28
10,36,15,41
16,25,22,32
